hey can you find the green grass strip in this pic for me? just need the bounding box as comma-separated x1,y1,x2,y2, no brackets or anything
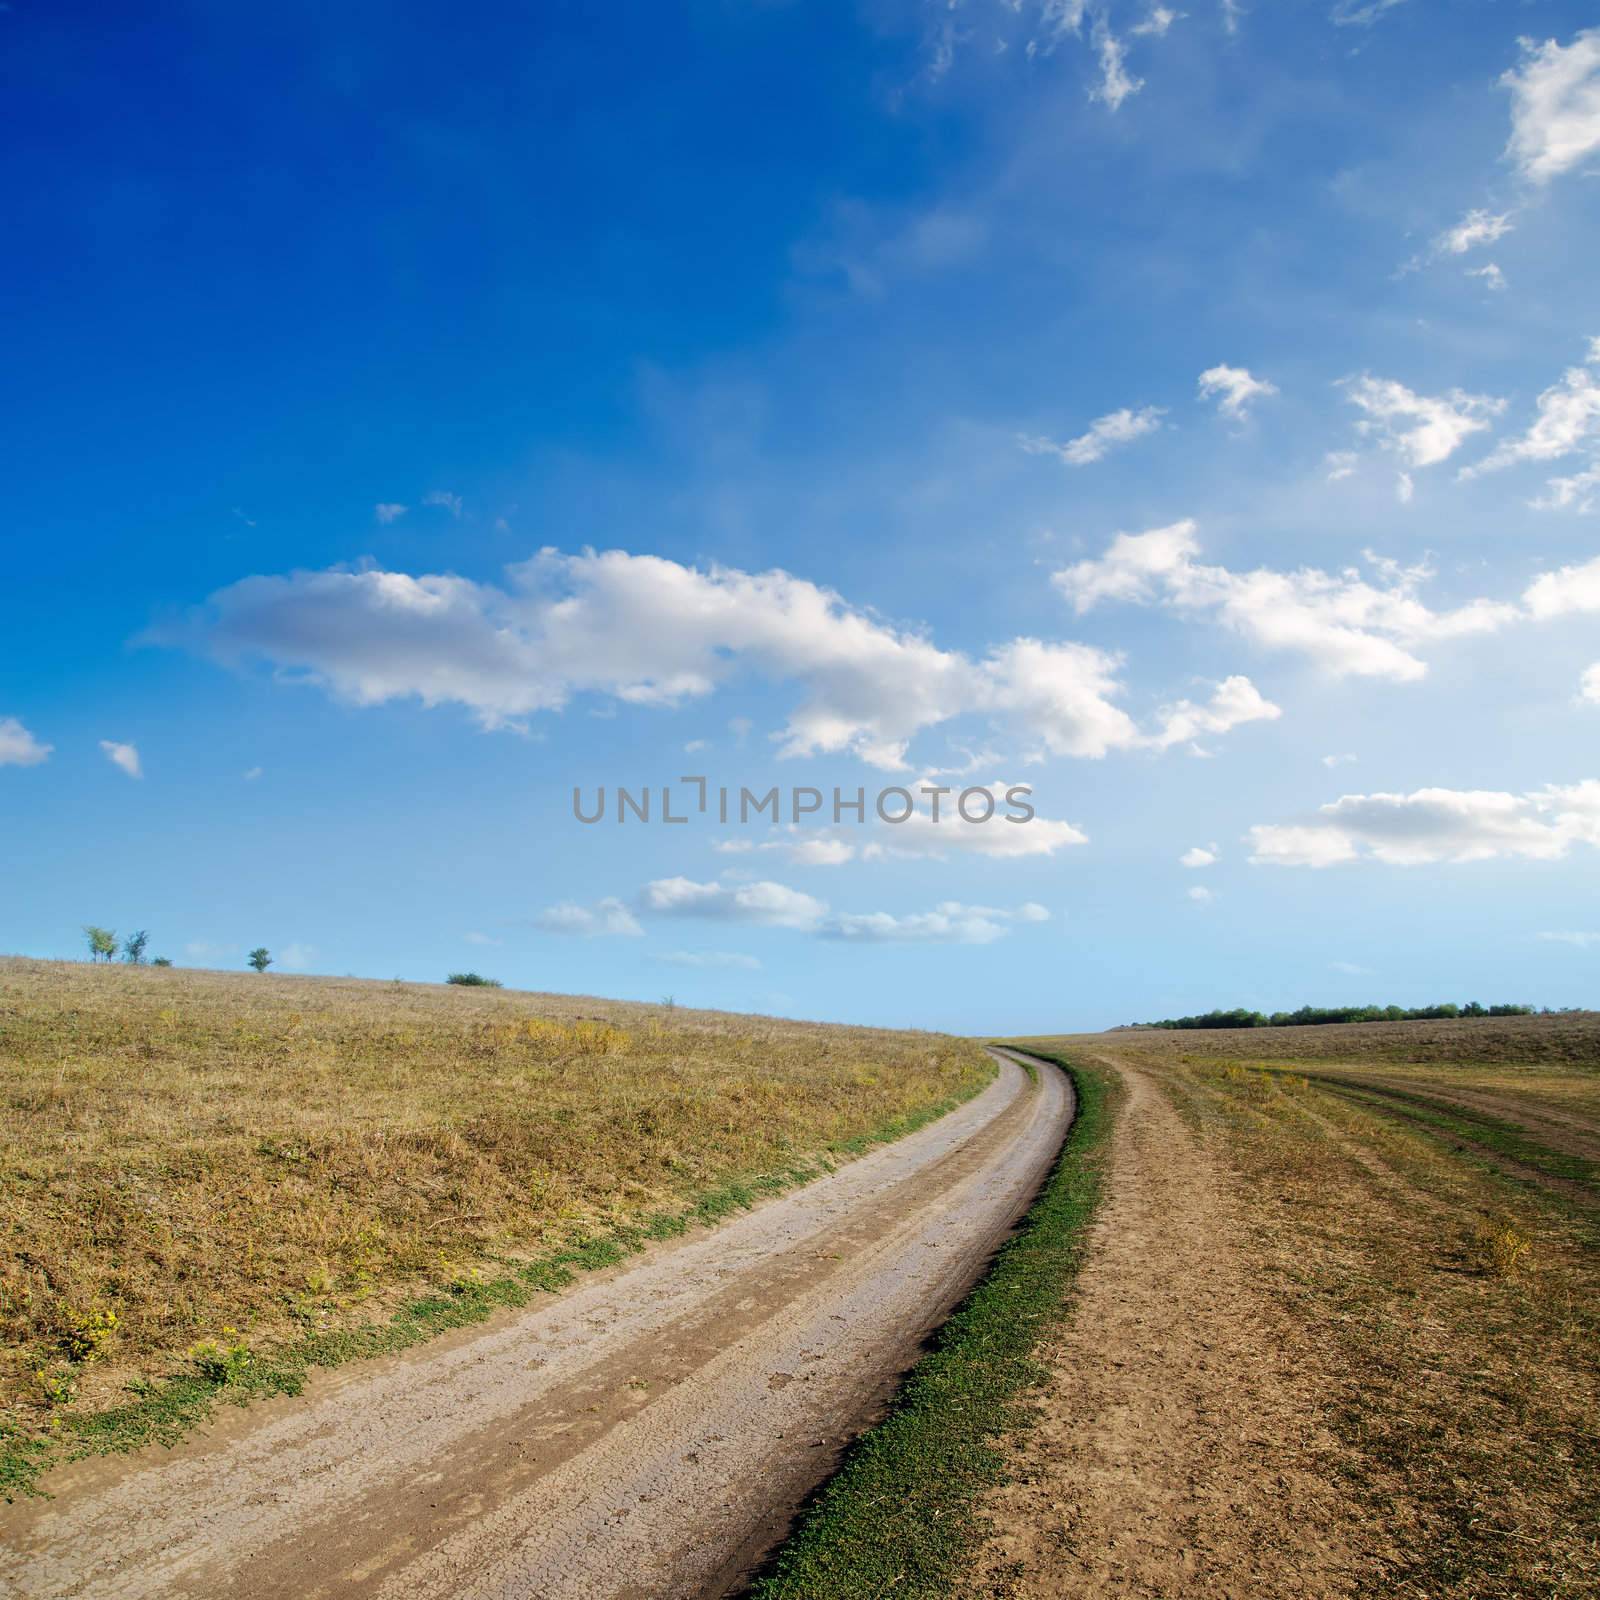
749,1050,1115,1599
1312,1078,1598,1193
1,1076,993,1503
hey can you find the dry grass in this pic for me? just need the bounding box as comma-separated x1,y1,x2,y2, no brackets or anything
1042,1014,1600,1598
0,957,988,1445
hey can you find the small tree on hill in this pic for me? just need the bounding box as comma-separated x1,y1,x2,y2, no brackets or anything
151,956,173,967
248,947,272,973
446,971,502,987
122,930,149,965
84,925,117,963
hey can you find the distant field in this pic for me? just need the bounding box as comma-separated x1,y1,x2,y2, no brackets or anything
991,1014,1600,1599
0,958,988,1469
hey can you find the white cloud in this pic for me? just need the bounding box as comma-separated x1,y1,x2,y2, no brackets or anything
1131,7,1182,37
1502,29,1600,185
534,897,645,937
1247,780,1600,866
0,717,51,768
1523,553,1600,617
1197,365,1278,421
786,836,858,866
1535,462,1600,513
1088,21,1143,111
374,503,408,524
278,942,318,971
1020,406,1165,466
1466,263,1507,293
1147,675,1281,750
1180,844,1218,868
1581,663,1600,704
1341,375,1504,468
823,900,1049,946
1322,752,1358,768
183,941,232,962
164,548,1267,770
683,738,709,753
1435,209,1514,256
423,490,463,518
1395,471,1415,505
641,877,826,930
1537,930,1600,948
464,931,502,946
653,950,762,970
1330,0,1408,26
1186,885,1215,903
862,783,1090,859
100,740,142,780
1464,355,1600,479
243,765,263,780
1054,521,1519,681
1324,451,1358,482
1330,960,1373,975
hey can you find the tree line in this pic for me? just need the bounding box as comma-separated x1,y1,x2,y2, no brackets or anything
83,926,271,972
1129,1002,1538,1030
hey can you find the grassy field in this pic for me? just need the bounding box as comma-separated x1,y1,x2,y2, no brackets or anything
0,957,989,1490
1017,1016,1600,1598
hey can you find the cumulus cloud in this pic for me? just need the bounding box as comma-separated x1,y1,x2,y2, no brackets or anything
422,490,463,518
1340,375,1504,468
714,834,859,867
1186,884,1215,902
0,717,51,768
653,950,762,970
1197,364,1278,421
374,503,408,524
641,877,827,930
1180,844,1218,867
1324,451,1358,482
1147,675,1281,750
1501,29,1600,184
1020,406,1164,466
161,548,1269,768
1463,344,1600,482
100,740,142,779
1247,781,1600,866
1466,263,1507,293
1581,663,1600,704
823,900,1050,945
534,897,645,937
1054,521,1520,681
1434,209,1515,256
1523,553,1600,617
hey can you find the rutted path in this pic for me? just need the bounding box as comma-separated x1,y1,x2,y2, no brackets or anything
1,1049,1072,1600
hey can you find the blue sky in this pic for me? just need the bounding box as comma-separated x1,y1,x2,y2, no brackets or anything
4,1,1600,1033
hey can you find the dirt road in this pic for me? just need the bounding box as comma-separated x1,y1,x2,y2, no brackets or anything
2,1049,1071,1600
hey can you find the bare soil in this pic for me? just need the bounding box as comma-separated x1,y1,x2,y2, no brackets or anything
968,1054,1383,1599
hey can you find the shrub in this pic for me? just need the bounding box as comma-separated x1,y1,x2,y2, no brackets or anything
446,972,503,987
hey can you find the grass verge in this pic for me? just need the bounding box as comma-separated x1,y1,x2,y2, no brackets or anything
749,1050,1114,1600
0,1085,984,1502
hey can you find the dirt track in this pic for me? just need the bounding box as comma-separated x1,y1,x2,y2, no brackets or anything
1,1049,1071,1600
